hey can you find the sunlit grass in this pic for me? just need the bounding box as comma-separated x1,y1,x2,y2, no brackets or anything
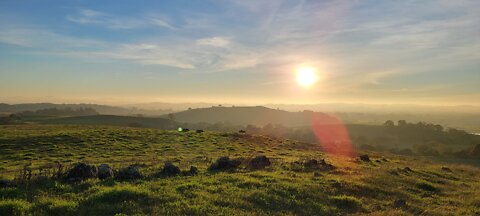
0,125,479,215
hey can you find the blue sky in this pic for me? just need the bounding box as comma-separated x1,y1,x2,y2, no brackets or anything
0,0,479,105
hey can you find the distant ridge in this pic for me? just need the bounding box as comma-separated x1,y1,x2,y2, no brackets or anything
166,106,337,127
0,103,170,116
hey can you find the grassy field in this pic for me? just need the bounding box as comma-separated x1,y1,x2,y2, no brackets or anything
1,125,479,215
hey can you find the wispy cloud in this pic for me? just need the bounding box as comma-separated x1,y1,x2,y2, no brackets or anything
196,37,230,48
0,28,103,48
67,9,174,30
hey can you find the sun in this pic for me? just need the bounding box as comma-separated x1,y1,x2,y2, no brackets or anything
296,67,318,87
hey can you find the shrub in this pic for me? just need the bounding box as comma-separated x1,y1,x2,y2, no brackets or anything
0,199,31,216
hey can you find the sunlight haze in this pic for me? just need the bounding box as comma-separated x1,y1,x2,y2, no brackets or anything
0,0,479,106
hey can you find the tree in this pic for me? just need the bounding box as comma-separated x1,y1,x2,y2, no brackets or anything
383,120,395,127
397,120,407,127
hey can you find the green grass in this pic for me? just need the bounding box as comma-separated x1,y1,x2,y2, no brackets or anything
0,124,479,215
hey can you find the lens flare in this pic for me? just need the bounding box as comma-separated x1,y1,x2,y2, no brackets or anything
311,113,356,157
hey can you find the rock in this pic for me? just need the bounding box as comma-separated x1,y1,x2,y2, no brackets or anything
304,159,320,169
184,166,198,176
303,159,335,171
359,155,370,162
441,167,452,172
161,162,181,176
65,163,98,181
248,155,271,170
116,165,142,180
209,156,242,171
0,179,16,188
98,164,114,180
393,199,407,208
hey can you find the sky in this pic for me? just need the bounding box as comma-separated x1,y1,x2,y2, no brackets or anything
0,0,479,106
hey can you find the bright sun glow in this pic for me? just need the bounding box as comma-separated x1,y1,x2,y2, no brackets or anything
296,67,318,87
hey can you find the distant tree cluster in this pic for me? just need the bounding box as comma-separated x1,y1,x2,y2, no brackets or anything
236,120,480,159
351,120,480,158
19,107,99,117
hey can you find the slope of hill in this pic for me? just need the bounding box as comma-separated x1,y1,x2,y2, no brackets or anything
39,115,178,129
167,106,338,126
0,125,479,215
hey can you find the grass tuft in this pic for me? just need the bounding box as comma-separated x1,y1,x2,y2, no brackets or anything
0,199,31,216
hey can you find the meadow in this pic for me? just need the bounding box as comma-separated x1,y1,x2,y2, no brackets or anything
1,125,479,215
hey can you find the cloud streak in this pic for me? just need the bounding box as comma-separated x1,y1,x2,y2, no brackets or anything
1,1,479,105
67,9,174,30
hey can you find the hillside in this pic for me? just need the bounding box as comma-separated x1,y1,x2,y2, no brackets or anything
167,106,339,126
1,125,479,215
40,115,178,129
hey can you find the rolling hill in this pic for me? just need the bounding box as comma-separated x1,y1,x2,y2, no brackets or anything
0,124,479,215
40,115,178,129
166,106,340,127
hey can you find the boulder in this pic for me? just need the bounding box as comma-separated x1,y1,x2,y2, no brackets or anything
65,163,98,181
161,162,181,176
304,159,320,169
359,155,371,162
98,164,114,180
184,166,198,176
441,167,452,172
209,156,242,171
116,165,142,180
303,159,335,171
248,155,271,170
